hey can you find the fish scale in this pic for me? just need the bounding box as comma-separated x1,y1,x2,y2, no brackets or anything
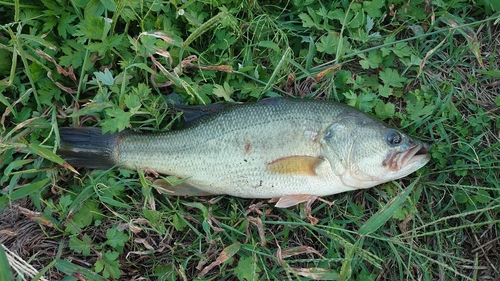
118,105,325,195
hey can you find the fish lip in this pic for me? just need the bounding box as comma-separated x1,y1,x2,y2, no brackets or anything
416,141,431,155
384,142,431,171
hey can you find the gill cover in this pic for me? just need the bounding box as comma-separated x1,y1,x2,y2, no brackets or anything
320,114,380,188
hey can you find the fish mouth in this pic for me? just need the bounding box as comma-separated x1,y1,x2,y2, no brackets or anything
384,142,431,171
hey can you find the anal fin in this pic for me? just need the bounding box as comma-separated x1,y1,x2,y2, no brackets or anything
272,195,334,225
153,179,213,196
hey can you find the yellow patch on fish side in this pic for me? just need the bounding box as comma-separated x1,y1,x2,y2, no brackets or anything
266,156,323,176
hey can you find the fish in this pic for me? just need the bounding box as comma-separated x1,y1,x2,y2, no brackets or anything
58,98,430,222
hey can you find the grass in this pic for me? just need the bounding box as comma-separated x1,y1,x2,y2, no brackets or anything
1,0,500,280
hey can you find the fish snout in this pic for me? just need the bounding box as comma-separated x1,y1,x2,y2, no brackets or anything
417,141,432,155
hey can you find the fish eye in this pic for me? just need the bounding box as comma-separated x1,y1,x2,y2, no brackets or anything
387,130,403,146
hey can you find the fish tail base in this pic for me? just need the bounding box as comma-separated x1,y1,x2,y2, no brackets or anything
58,127,119,170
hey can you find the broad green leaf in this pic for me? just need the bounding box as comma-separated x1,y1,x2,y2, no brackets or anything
348,8,364,28
101,107,132,133
100,0,116,11
106,227,129,248
57,13,77,38
108,34,124,48
94,251,121,279
75,14,106,40
375,101,395,119
172,213,187,231
94,68,115,86
299,7,322,29
391,42,413,58
59,195,73,209
377,84,391,98
330,8,350,23
364,0,384,18
59,45,86,69
298,13,318,29
65,199,102,234
124,93,141,110
316,33,338,55
359,51,382,69
406,100,435,120
379,68,407,87
212,82,234,102
73,0,89,7
392,207,409,220
69,235,92,256
39,87,61,107
87,41,110,55
474,190,491,203
234,256,261,281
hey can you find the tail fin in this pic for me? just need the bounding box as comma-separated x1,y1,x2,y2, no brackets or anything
58,127,119,170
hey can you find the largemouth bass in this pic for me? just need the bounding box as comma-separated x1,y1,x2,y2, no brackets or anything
58,98,430,210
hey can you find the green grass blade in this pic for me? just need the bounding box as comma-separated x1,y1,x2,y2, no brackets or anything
28,143,79,174
2,178,50,202
358,179,418,236
261,47,291,97
28,143,65,165
0,245,14,281
55,259,107,281
183,10,228,49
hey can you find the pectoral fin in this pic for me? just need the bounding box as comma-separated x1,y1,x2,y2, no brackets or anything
273,194,326,225
153,179,213,196
266,156,323,176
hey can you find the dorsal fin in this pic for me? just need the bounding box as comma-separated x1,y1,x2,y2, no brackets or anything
170,98,282,125
171,103,232,124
